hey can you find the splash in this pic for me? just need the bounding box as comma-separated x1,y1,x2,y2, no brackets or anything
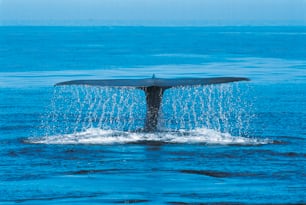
32,82,259,145
38,83,253,134
28,127,271,145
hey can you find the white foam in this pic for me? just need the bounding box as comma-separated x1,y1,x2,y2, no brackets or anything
28,128,271,145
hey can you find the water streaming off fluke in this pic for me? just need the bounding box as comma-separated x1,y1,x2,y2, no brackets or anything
32,82,261,145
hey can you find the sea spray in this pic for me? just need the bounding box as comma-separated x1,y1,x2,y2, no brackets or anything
160,83,253,135
38,82,254,141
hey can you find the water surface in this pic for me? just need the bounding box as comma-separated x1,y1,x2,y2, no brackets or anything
0,26,305,204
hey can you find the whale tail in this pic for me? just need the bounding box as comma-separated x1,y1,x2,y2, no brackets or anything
56,76,250,132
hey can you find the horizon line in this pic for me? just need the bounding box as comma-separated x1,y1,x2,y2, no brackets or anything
1,24,306,27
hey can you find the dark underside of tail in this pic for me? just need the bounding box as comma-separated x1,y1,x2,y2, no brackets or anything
56,76,250,132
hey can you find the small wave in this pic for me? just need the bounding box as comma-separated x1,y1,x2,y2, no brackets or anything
26,128,272,146
180,169,262,178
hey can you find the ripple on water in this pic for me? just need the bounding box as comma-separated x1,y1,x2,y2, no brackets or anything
179,170,263,178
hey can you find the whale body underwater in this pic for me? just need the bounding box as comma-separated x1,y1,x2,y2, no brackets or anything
56,76,250,132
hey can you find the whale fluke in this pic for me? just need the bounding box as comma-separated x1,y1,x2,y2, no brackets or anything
56,76,250,132
55,77,249,89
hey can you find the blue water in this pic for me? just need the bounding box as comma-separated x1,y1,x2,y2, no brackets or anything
0,26,305,204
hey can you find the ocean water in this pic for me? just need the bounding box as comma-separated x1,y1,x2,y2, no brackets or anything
0,26,305,204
